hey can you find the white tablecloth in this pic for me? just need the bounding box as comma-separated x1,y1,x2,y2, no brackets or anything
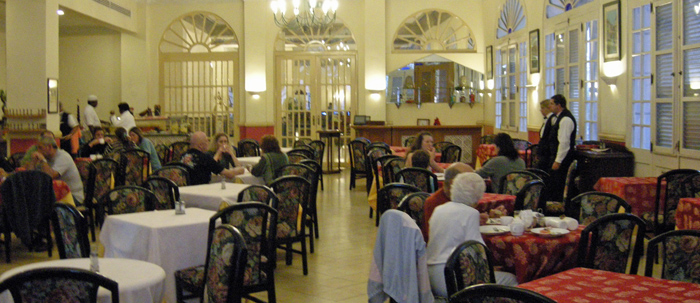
99,208,215,303
210,169,265,185
0,258,166,303
237,156,260,167
179,182,252,210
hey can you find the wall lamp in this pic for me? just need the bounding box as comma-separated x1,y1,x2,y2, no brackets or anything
247,91,263,100
601,61,624,86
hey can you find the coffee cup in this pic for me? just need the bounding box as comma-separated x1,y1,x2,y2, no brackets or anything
89,154,97,160
500,216,514,226
509,220,525,236
99,138,105,144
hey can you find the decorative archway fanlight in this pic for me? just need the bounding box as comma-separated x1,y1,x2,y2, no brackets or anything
497,0,527,39
275,19,355,52
159,11,238,53
270,0,339,31
546,0,594,19
393,9,476,52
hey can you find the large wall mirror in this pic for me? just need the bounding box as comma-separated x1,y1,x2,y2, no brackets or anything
387,55,484,108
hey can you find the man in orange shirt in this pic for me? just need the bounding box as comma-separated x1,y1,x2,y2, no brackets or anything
422,162,473,241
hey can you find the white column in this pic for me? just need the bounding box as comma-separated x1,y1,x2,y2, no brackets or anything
243,0,269,126
363,0,386,120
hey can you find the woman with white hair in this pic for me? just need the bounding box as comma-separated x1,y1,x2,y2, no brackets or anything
426,172,517,299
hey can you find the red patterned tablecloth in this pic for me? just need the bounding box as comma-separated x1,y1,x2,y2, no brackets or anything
483,226,583,283
520,267,700,302
593,177,663,226
676,197,700,230
475,193,515,214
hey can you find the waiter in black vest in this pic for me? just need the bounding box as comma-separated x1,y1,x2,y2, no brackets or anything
545,94,576,203
536,99,554,171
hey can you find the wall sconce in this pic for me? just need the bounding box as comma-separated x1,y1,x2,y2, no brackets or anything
486,79,494,90
247,91,263,100
528,73,541,88
367,89,384,101
601,61,624,86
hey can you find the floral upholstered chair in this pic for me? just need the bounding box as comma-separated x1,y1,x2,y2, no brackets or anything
571,192,631,226
654,169,700,235
99,186,156,220
499,170,541,196
645,230,700,284
0,268,119,303
396,167,438,193
237,185,279,206
120,149,150,186
143,176,179,210
175,225,248,303
86,158,120,241
168,141,191,163
270,175,312,275
51,204,90,259
237,139,261,157
348,139,369,190
376,183,421,226
153,164,190,186
514,180,546,212
578,213,646,274
397,192,431,235
444,240,496,297
545,160,578,216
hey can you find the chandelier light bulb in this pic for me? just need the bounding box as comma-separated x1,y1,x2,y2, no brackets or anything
270,1,278,13
293,0,301,9
309,0,317,8
271,0,337,30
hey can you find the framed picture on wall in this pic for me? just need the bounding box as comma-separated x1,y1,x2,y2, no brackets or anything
529,29,540,73
603,0,621,61
417,119,430,126
47,78,58,113
486,46,493,79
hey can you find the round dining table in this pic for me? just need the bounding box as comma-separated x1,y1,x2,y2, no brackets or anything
0,258,166,303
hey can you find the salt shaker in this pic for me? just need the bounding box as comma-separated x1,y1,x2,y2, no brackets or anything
175,200,186,215
221,177,226,190
89,244,100,272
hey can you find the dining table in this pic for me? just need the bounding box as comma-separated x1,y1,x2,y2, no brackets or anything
237,156,261,167
593,177,663,227
474,193,516,214
482,225,584,283
178,182,252,210
519,267,700,302
676,197,700,230
209,169,266,185
99,208,215,303
0,258,166,303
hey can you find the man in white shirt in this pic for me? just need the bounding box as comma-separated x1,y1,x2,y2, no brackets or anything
545,94,577,203
536,99,554,171
31,136,85,205
83,95,101,136
110,102,136,131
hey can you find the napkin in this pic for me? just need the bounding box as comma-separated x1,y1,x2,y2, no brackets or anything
509,219,525,236
563,217,579,230
544,218,568,229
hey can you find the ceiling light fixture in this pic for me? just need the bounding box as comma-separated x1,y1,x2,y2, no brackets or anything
270,0,338,30
57,9,65,16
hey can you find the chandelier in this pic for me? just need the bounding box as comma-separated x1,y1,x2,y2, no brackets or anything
270,0,339,30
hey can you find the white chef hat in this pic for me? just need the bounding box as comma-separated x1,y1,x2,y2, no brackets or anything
87,95,98,101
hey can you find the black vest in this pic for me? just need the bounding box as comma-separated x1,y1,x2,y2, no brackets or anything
547,108,577,163
538,114,554,158
60,112,72,136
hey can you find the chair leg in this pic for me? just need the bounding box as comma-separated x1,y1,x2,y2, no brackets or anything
301,236,308,276
319,174,324,191
375,210,380,226
4,229,10,263
369,207,373,218
285,242,293,265
307,221,314,254
267,278,277,303
350,171,356,189
313,207,319,239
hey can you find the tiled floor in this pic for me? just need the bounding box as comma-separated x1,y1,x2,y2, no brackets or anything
0,169,377,302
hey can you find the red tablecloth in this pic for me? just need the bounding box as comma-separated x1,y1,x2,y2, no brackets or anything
520,267,700,302
676,197,700,230
475,193,515,214
593,177,663,226
483,226,584,283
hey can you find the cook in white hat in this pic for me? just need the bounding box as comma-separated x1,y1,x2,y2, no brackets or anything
83,94,101,135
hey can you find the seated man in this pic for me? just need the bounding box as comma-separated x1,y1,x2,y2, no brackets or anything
427,172,517,299
30,136,84,205
20,130,57,169
180,131,244,185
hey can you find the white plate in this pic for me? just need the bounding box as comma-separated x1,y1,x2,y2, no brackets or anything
530,227,570,238
435,173,445,181
485,218,502,225
591,148,610,152
480,225,510,235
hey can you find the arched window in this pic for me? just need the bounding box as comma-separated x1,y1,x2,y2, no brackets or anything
546,0,595,18
393,9,476,52
274,20,356,52
497,0,527,39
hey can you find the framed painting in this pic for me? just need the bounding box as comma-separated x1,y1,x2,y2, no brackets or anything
529,29,540,73
47,78,58,113
417,119,430,126
603,0,621,61
486,45,493,79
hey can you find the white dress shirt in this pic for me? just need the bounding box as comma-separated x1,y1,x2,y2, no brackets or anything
83,104,100,128
110,110,136,131
554,114,575,164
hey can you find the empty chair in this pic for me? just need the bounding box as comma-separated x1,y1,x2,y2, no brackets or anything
441,145,462,163
0,267,119,303
143,176,179,210
276,163,314,181
376,183,421,226
238,139,261,157
51,203,90,259
98,186,157,223
449,284,556,303
382,157,406,185
168,141,190,164
308,140,326,190
0,170,55,262
654,169,700,235
514,180,546,212
368,141,391,151
545,159,578,216
85,158,120,241
397,192,431,234
365,144,392,195
348,139,370,190
570,192,631,225
444,241,496,297
578,213,646,274
270,176,312,275
373,155,401,189
155,143,168,164
286,148,313,164
152,163,190,186
120,149,150,186
293,138,313,148
300,159,322,240
237,184,279,206
684,172,700,197
526,167,550,180
433,141,453,153
645,230,700,283
498,170,541,196
276,163,319,249
396,167,439,193
175,225,248,303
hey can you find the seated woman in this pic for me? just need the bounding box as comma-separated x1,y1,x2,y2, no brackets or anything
129,127,162,170
475,133,525,192
427,172,517,299
251,135,289,185
207,133,241,169
80,128,112,157
105,127,136,156
405,132,444,173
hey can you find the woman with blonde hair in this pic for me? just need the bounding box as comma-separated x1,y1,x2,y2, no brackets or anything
207,133,241,169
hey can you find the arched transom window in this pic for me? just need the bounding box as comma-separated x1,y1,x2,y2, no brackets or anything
497,0,527,39
393,9,476,52
160,11,239,53
275,19,356,52
546,0,594,18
